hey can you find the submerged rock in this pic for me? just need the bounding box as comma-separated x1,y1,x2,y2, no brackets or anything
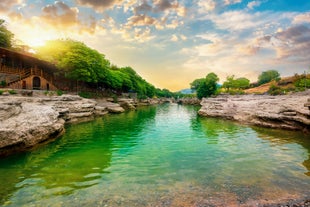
198,91,310,133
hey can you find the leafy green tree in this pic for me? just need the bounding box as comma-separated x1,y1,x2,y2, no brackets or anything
258,70,280,85
196,72,219,99
222,75,235,92
190,78,205,91
0,19,14,48
223,76,250,92
36,39,110,83
235,77,250,89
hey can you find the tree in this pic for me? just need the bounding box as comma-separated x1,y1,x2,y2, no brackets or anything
235,77,250,89
223,76,250,92
258,70,280,85
196,72,219,99
0,19,14,48
190,78,205,91
36,39,110,83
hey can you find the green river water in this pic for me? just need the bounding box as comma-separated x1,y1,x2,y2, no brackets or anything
0,104,309,206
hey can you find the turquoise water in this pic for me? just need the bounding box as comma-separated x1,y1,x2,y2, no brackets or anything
0,104,309,206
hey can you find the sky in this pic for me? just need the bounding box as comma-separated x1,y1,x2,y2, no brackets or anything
1,0,310,91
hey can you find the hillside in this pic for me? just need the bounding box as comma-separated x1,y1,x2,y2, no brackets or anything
245,74,310,94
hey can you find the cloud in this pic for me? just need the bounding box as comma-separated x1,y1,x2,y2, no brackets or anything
171,34,178,41
274,25,310,59
41,1,80,28
153,0,176,11
293,12,310,24
198,0,216,12
133,0,152,14
126,14,158,27
247,1,261,10
76,0,124,12
224,0,242,5
212,11,260,31
0,0,23,12
134,27,155,42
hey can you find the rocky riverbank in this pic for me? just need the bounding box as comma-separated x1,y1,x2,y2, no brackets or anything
198,90,310,133
0,95,161,157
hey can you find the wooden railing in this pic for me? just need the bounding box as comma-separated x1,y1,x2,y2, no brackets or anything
0,65,54,87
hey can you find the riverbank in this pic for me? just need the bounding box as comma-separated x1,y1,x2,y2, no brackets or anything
0,94,162,157
198,90,310,133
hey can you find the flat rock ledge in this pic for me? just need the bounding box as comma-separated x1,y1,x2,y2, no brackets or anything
0,95,128,157
198,91,310,133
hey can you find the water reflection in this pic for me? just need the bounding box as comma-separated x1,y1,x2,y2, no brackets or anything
0,106,157,205
0,104,309,206
252,126,310,176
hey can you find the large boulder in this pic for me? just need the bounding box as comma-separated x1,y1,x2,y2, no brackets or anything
198,91,310,132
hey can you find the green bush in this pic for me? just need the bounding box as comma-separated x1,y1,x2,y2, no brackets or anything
268,84,283,95
295,78,310,90
0,90,3,95
78,91,92,99
56,90,63,96
0,81,6,87
8,90,17,94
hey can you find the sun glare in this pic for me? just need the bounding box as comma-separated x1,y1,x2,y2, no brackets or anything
27,37,47,48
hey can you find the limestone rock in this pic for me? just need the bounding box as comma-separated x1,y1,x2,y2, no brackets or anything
198,90,310,132
118,98,136,110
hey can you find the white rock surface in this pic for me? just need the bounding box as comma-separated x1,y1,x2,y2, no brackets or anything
198,91,310,132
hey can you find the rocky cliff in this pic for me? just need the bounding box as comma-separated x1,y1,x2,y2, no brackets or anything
198,91,310,133
0,95,127,156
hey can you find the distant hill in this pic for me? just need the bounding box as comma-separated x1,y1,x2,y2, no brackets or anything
179,88,195,94
245,74,310,94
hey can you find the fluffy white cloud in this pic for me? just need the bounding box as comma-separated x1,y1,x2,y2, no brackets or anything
247,1,261,10
198,0,216,12
293,12,310,24
76,0,125,12
0,0,23,12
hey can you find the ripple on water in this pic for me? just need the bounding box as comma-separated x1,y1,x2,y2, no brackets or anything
0,105,309,206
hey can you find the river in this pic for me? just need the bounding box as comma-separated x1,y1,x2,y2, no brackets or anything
0,104,309,206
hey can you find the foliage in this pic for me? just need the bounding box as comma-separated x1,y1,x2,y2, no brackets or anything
222,76,250,92
8,90,17,94
190,78,205,90
268,84,283,95
36,40,160,98
0,80,6,87
155,88,174,98
78,91,92,99
56,90,63,96
0,90,3,95
36,39,110,83
0,19,14,48
194,73,219,99
294,75,310,90
258,70,280,85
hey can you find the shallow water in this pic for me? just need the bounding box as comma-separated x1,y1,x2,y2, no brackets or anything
0,104,309,206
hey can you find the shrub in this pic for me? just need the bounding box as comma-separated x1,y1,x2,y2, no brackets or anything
0,90,3,95
56,90,63,96
78,91,92,99
0,81,6,87
8,90,17,94
268,84,283,95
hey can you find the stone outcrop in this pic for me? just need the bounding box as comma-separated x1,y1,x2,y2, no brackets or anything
198,90,310,133
0,95,128,156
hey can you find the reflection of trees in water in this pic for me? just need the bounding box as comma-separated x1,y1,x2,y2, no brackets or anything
191,116,241,144
251,126,310,177
0,106,157,205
